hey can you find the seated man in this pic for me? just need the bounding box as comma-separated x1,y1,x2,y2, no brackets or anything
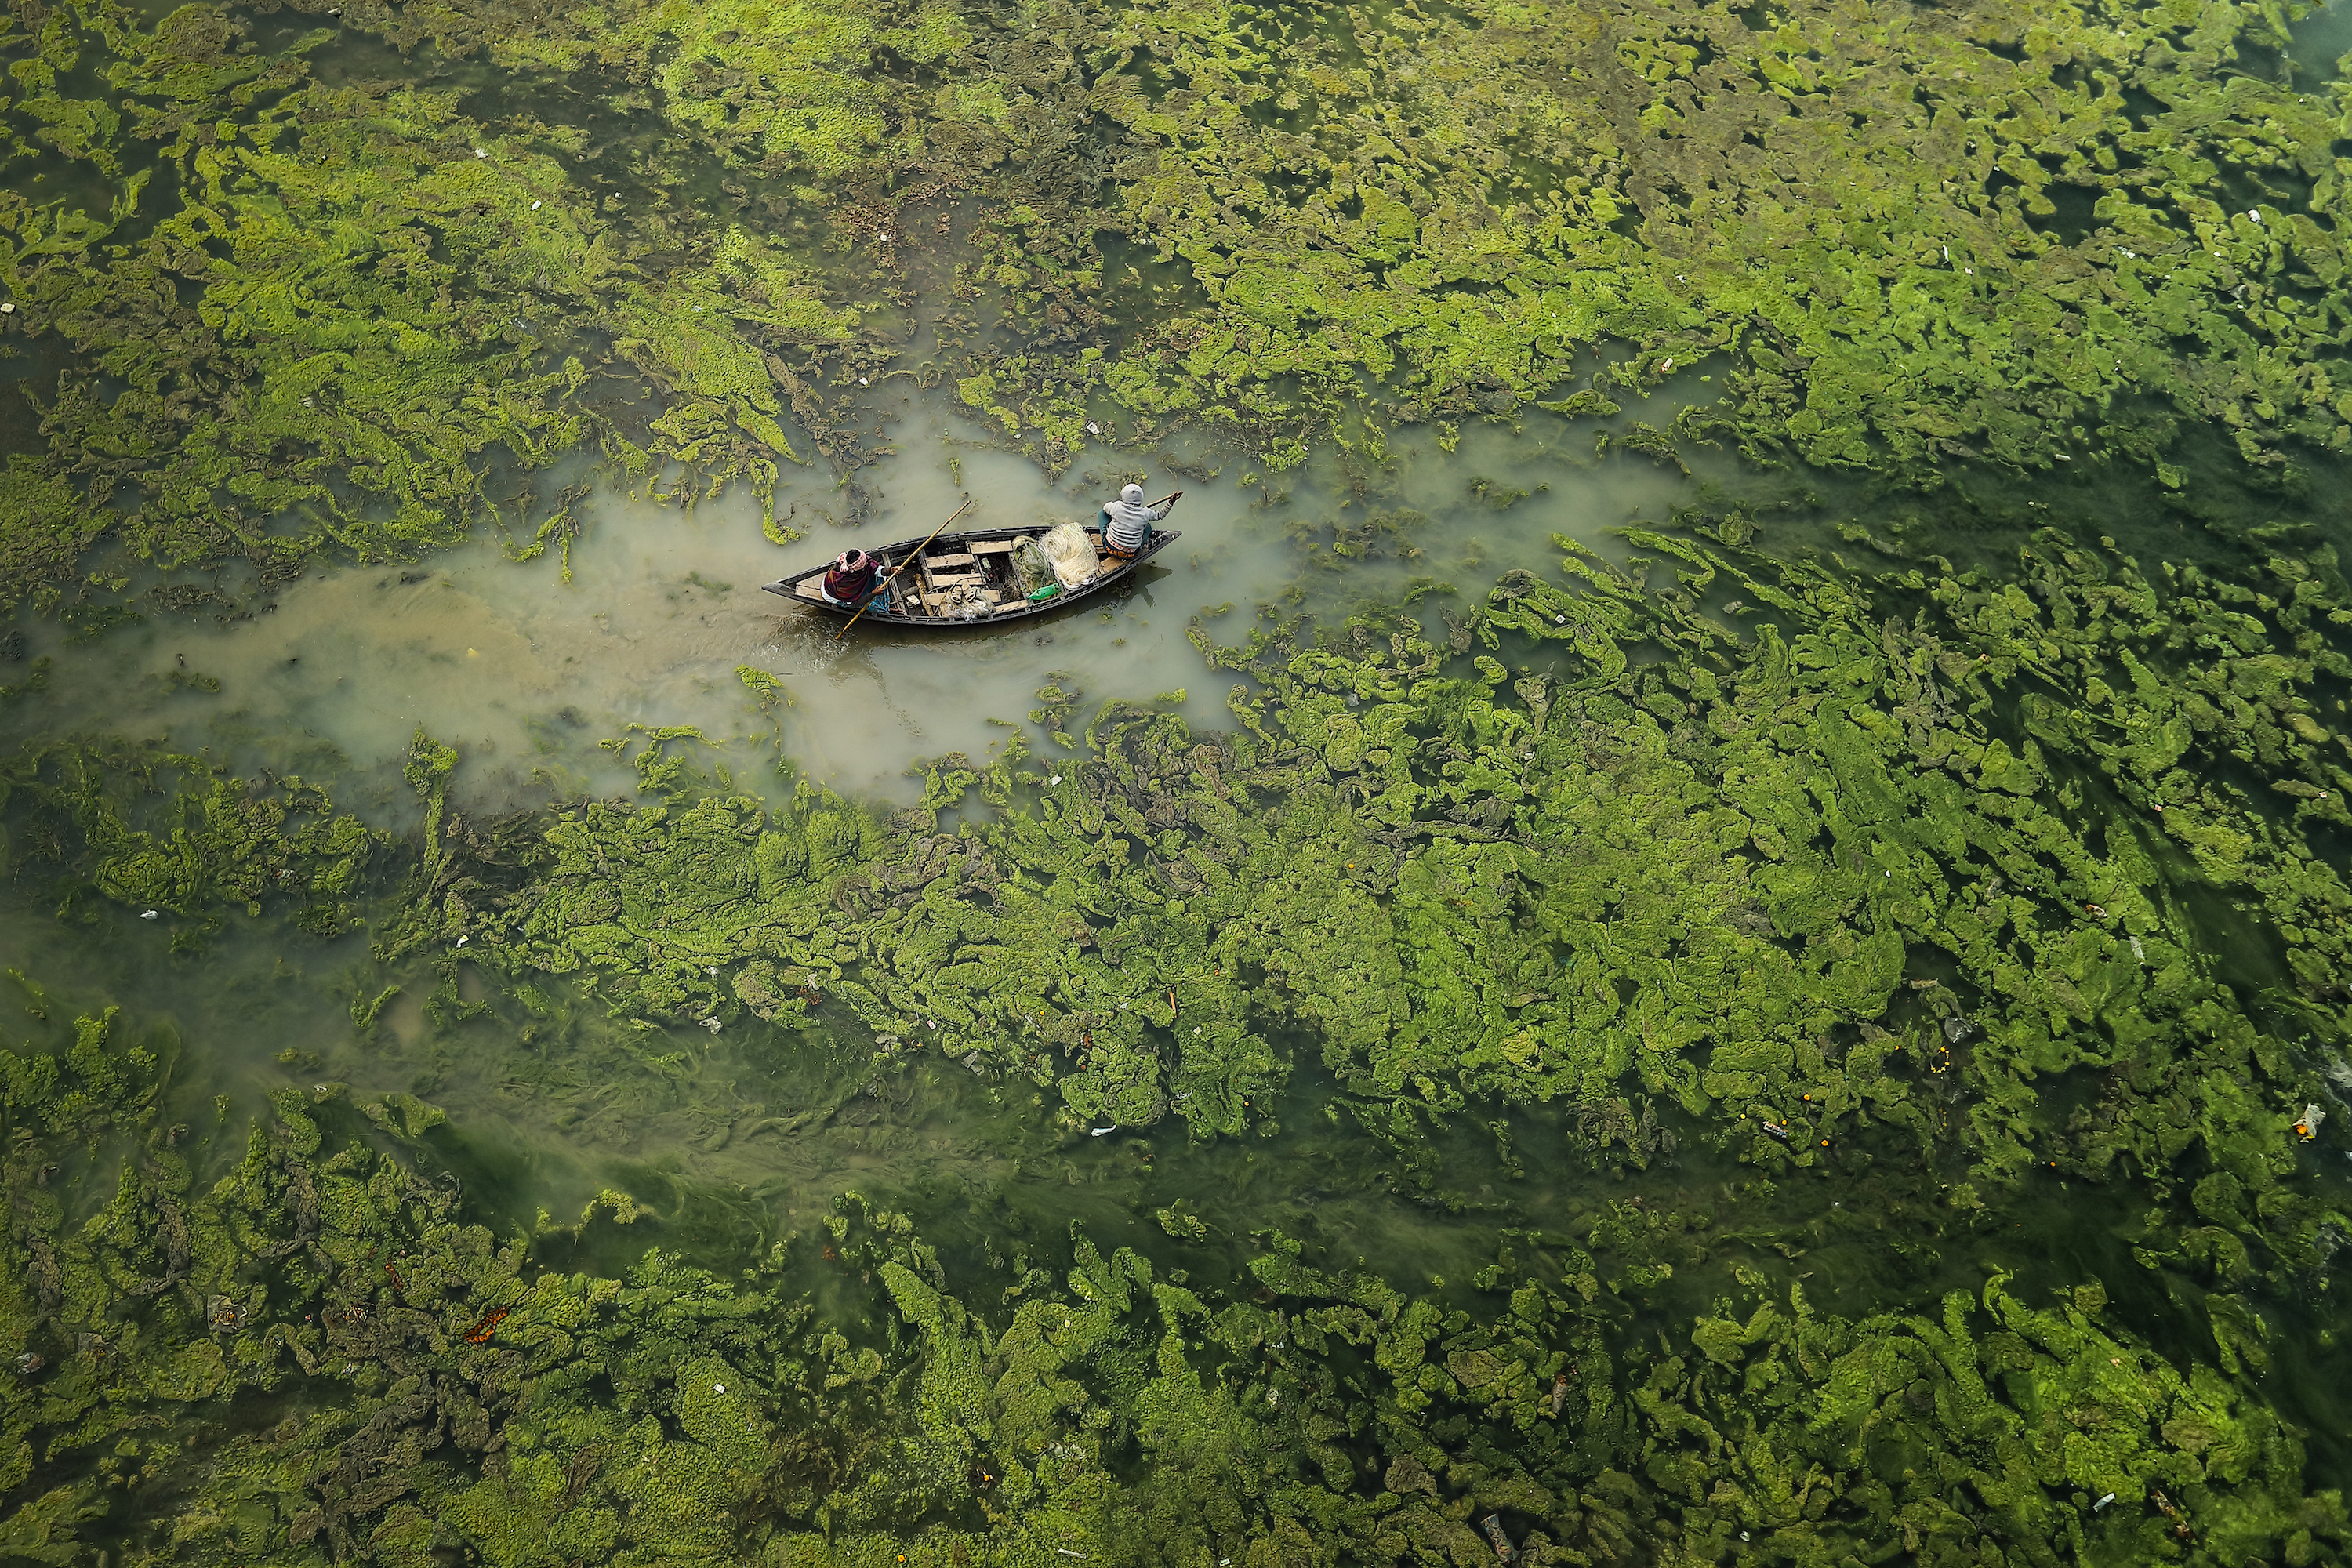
819,549,883,608
1097,484,1177,559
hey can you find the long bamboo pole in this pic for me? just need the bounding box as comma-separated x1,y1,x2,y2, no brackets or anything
833,495,972,640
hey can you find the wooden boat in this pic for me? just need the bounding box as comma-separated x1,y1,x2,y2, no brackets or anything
760,524,1181,628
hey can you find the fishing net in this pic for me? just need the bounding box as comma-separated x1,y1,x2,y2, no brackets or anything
1010,536,1055,596
1039,523,1098,590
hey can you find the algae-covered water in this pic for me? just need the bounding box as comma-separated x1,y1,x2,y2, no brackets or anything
5,0,2352,1561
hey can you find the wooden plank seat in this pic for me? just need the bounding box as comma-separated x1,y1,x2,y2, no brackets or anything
924,551,977,568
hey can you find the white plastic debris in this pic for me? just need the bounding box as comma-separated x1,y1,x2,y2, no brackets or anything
141,910,160,920
0,303,15,314
456,934,468,948
474,147,487,158
1049,775,1062,785
2296,1103,2326,1141
531,200,542,210
1091,1124,1118,1136
2247,209,2261,222
859,376,868,385
713,1382,726,1393
2093,1493,2116,1512
1086,422,1101,435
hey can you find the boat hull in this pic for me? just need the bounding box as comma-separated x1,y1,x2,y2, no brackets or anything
760,525,1180,630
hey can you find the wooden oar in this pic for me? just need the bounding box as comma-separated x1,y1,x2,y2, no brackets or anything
834,495,971,640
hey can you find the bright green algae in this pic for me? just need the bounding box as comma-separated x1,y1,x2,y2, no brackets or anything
0,0,857,610
324,524,2350,1289
10,0,2352,1550
3,517,2350,1560
14,0,2352,599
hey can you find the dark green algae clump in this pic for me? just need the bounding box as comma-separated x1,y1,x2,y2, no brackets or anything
0,989,2339,1567
2,521,2350,1562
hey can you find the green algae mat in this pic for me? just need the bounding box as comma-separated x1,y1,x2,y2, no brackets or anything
6,0,2352,1559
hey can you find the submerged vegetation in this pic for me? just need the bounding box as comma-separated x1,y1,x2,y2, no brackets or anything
0,987,2338,1566
4,506,2352,1561
7,0,2352,1555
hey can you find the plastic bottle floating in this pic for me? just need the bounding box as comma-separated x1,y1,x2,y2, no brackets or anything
1480,1515,1515,1565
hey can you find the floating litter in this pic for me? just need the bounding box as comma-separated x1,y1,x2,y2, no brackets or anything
2295,1103,2325,1141
859,376,869,385
0,303,15,314
1091,1124,1118,1136
141,910,159,920
531,200,542,210
2094,1493,2116,1512
1049,775,1062,785
713,1382,726,1392
474,147,486,158
1086,423,1101,434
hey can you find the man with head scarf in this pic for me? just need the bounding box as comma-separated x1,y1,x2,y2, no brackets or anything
821,548,882,608
1097,483,1179,559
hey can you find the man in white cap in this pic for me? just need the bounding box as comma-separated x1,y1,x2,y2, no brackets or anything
1097,483,1180,560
